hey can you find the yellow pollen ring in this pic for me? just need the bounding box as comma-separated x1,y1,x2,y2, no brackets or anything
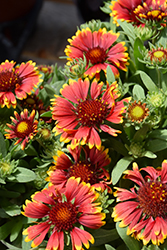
148,10,161,17
131,106,144,119
153,50,165,58
17,121,29,133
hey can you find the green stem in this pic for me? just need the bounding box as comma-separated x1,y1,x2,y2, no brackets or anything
16,103,23,112
156,67,161,89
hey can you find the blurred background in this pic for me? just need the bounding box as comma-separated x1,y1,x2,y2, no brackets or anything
0,0,108,67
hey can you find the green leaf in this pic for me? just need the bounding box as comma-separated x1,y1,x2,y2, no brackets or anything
22,233,32,250
24,144,38,156
0,132,7,157
143,151,157,159
136,70,158,92
133,38,146,71
0,189,20,198
18,159,29,168
0,220,14,240
133,125,150,142
88,228,119,246
40,110,52,117
50,80,65,95
158,26,167,47
2,204,21,217
160,237,167,249
148,129,167,141
12,149,26,160
116,222,141,250
10,219,24,242
147,139,167,152
13,167,36,183
107,137,128,156
105,244,116,250
117,20,135,46
112,156,133,185
1,240,21,250
0,178,6,184
132,84,145,100
6,183,26,193
142,245,161,250
107,66,116,83
44,84,56,96
0,208,9,218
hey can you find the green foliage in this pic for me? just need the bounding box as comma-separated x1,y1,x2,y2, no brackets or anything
116,223,142,250
112,156,133,185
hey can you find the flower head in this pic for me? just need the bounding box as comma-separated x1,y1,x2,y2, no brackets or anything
112,160,167,245
110,0,143,25
22,177,106,250
147,90,166,109
134,0,167,27
65,27,129,78
127,100,149,123
0,153,18,183
37,65,53,75
0,60,42,108
51,78,129,149
110,0,167,27
46,145,111,192
146,47,167,67
5,109,38,150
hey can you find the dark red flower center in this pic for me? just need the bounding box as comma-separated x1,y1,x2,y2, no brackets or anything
0,71,22,91
137,181,167,218
15,120,33,138
49,201,77,230
69,161,98,184
85,47,107,64
77,98,108,127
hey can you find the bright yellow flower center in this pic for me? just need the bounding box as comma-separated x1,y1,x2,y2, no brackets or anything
128,101,149,122
131,106,144,119
153,50,164,58
40,128,51,139
147,10,161,18
17,121,29,133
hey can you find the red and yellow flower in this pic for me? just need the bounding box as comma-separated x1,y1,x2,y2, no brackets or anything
110,0,167,26
5,109,38,150
134,0,167,26
148,47,167,65
51,78,129,149
65,27,129,78
22,177,106,250
46,145,112,192
127,100,149,123
0,60,42,109
112,160,167,245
